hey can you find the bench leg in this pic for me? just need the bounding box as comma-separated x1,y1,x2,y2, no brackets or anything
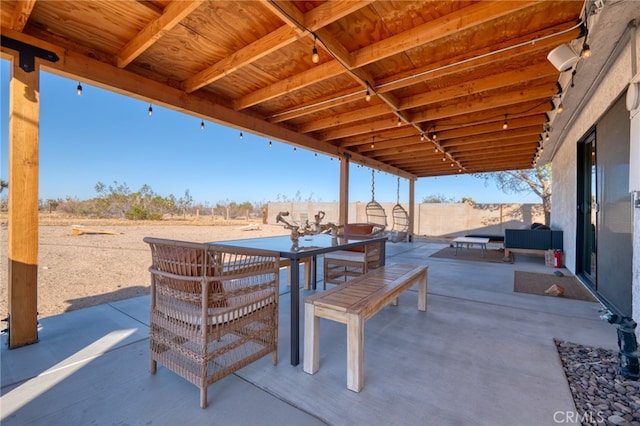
418,271,427,312
346,313,364,392
303,302,320,374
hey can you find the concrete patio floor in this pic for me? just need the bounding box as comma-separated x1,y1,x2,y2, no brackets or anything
1,239,618,425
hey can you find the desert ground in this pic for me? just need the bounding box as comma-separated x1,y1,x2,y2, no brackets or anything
0,214,290,318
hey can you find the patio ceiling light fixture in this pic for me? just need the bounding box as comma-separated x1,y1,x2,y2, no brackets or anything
239,132,243,140
76,82,82,96
503,114,508,130
148,104,153,117
547,43,580,72
200,120,204,130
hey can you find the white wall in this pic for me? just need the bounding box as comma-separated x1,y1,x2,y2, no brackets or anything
552,29,639,335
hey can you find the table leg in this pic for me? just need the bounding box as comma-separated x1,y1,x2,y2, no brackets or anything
290,258,300,366
312,255,317,290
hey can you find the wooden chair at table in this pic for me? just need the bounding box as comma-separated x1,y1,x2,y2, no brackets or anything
322,223,383,289
143,237,280,409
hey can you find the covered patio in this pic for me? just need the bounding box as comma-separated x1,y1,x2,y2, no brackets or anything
1,240,616,425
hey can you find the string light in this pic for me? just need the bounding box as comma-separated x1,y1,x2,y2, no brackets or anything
365,85,371,102
502,114,508,130
293,146,297,152
557,102,564,113
545,132,550,141
371,136,375,149
200,120,205,130
442,156,446,162
311,34,319,64
239,132,243,140
420,133,425,142
76,82,83,96
148,104,153,116
397,117,402,127
268,140,272,147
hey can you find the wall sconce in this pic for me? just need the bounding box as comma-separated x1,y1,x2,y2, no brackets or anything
547,44,580,72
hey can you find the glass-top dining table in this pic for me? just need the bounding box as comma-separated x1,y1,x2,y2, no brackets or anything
212,233,388,366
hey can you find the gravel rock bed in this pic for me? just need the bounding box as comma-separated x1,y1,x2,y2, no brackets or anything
555,340,640,426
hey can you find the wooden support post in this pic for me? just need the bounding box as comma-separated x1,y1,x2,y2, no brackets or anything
7,57,40,348
339,154,349,225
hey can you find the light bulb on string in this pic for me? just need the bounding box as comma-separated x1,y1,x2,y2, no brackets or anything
200,120,205,130
268,140,272,148
365,86,371,102
502,114,508,130
397,117,402,127
371,136,375,149
557,102,564,113
239,132,243,140
148,104,153,117
311,35,319,64
76,82,83,96
293,146,297,152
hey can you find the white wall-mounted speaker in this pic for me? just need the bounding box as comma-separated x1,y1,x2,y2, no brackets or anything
547,44,579,72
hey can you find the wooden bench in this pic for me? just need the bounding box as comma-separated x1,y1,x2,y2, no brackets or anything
303,263,428,392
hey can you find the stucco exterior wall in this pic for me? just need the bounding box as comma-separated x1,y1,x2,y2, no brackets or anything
552,29,638,333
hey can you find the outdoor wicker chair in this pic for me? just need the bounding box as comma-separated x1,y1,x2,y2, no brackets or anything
143,237,280,408
322,224,383,289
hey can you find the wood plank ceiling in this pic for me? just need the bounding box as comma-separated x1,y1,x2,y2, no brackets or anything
1,0,586,180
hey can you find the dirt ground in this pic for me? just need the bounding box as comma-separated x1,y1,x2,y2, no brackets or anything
0,214,289,318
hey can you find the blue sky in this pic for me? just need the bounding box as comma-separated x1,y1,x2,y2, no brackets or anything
0,59,540,206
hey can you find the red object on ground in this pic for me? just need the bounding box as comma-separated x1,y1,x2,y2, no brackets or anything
554,249,562,268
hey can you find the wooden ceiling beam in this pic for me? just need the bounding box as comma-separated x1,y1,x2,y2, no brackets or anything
399,64,558,110
453,145,538,161
434,114,547,140
184,25,301,93
265,22,577,130
351,1,538,68
9,0,35,32
299,103,390,133
320,83,555,141
441,126,543,147
351,136,430,154
116,0,204,68
233,60,345,110
338,127,419,148
409,81,558,124
187,0,369,96
448,139,540,154
431,100,552,130
375,21,579,94
267,89,363,123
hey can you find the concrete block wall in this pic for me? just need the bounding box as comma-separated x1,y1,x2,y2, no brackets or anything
267,202,545,237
